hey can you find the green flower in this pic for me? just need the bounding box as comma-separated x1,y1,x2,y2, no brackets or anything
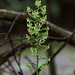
32,10,40,19
27,7,31,13
35,0,41,7
41,6,46,15
26,0,50,72
39,15,47,24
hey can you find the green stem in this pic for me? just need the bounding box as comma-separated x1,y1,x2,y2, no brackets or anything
36,37,39,75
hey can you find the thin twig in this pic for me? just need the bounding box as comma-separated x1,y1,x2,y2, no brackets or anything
49,30,75,63
48,35,70,41
8,35,21,75
4,14,21,40
0,33,7,35
18,35,24,75
4,63,12,72
8,35,19,66
0,37,26,47
7,59,17,75
0,41,34,65
25,56,36,70
0,35,69,47
8,35,24,75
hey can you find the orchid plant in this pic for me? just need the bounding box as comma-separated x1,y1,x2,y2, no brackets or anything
26,0,50,75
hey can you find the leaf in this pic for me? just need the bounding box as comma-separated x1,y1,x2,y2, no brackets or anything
40,58,50,71
28,62,36,65
26,34,30,40
26,63,31,69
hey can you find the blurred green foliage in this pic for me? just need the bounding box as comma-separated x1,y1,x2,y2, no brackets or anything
0,0,47,11
0,0,34,11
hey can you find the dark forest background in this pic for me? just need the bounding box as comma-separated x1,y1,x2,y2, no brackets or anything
0,0,75,75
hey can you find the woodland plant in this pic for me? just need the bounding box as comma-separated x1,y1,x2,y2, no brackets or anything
26,0,50,75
